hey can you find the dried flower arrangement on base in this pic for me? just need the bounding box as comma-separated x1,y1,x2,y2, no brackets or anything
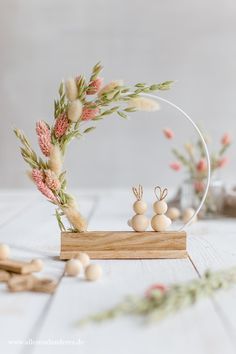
14,62,188,260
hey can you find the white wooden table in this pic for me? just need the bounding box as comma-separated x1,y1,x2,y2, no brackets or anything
1,189,236,354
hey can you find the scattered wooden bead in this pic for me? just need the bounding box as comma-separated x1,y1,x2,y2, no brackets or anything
85,264,102,281
0,244,10,260
166,207,181,221
182,208,197,224
74,252,90,268
31,259,44,272
133,200,147,214
151,215,171,232
65,259,82,276
131,214,149,232
153,200,168,215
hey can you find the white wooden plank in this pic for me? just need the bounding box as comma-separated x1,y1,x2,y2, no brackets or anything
0,190,37,228
0,191,97,354
188,218,236,347
33,191,235,354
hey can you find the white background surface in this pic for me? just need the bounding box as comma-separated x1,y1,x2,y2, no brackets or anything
0,0,235,189
0,189,236,354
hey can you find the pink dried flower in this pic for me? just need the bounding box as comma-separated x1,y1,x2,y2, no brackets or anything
217,157,229,168
196,159,207,172
81,107,100,121
45,170,61,191
38,134,51,157
163,128,174,139
36,180,57,203
36,120,52,157
145,284,167,298
36,121,50,137
221,133,231,146
87,77,103,95
194,181,205,193
54,113,69,138
32,169,44,184
170,162,181,171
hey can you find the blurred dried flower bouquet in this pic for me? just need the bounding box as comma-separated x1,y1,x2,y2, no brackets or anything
14,62,173,232
163,128,232,216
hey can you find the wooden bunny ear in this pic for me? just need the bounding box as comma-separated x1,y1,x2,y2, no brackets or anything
138,184,143,200
154,186,168,200
154,186,162,201
132,185,143,200
161,188,168,200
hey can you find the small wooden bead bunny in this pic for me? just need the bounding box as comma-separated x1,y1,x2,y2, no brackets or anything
151,186,172,232
128,185,149,232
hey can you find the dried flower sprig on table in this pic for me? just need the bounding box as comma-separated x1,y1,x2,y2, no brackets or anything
78,266,236,326
14,62,174,232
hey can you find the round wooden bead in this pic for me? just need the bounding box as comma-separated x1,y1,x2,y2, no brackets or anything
127,219,132,227
85,264,102,281
133,200,147,214
151,215,171,232
31,258,44,272
65,259,82,276
0,244,10,260
74,252,90,267
166,207,181,221
182,208,197,224
153,200,168,215
131,214,149,232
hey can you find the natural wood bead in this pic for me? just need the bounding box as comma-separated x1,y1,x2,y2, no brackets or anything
153,200,168,215
166,207,181,221
131,214,149,232
133,200,147,214
0,244,10,260
85,264,102,281
31,259,44,272
151,215,172,232
65,259,82,276
127,219,132,227
182,208,197,224
74,252,90,267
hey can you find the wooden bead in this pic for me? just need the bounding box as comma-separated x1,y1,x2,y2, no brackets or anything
182,208,197,224
85,264,102,281
0,244,10,260
151,215,171,232
31,259,44,272
133,200,147,214
74,252,90,267
65,259,82,276
131,214,149,232
166,207,181,221
127,219,132,227
153,200,168,214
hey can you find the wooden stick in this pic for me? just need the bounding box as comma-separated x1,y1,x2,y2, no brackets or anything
0,259,39,274
0,270,11,282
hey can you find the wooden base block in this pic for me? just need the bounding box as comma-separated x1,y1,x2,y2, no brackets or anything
60,231,187,260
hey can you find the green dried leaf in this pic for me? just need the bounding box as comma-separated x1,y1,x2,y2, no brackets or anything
83,127,96,134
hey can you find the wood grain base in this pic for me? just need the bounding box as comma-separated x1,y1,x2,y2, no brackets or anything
60,231,187,260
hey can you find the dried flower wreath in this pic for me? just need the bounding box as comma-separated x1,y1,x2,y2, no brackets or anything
14,62,173,232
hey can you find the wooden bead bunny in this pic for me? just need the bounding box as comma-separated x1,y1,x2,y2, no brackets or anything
128,185,149,232
151,186,172,232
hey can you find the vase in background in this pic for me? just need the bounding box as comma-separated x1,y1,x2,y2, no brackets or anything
180,178,225,218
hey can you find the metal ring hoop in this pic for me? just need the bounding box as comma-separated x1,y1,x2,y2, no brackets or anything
139,93,211,230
